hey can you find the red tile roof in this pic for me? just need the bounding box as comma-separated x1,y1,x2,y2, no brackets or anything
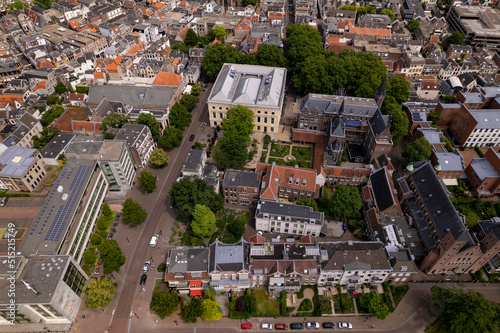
257,163,318,200
152,71,182,86
349,27,391,38
236,18,252,30
53,107,88,132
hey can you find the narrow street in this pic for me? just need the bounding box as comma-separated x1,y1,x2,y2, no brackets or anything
74,83,212,333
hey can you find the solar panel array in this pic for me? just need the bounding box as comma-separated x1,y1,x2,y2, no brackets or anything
44,165,91,242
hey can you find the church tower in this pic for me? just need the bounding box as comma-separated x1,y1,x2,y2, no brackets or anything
374,74,387,108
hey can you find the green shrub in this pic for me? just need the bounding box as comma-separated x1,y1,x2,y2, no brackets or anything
90,233,103,246
474,146,484,157
390,285,409,306
298,299,313,311
83,250,96,265
157,263,167,272
280,291,289,317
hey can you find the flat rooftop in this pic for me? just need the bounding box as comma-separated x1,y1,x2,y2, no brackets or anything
41,133,75,159
256,200,324,224
168,247,208,273
100,140,125,161
87,85,174,108
20,158,97,256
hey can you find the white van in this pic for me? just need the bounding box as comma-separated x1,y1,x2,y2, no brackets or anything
150,234,159,247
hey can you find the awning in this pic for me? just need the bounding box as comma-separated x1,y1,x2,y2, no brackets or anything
189,280,202,286
190,289,203,296
442,178,458,186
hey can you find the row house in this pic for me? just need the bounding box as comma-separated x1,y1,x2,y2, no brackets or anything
21,68,58,96
3,113,43,149
87,4,125,25
318,165,371,187
446,45,473,61
223,169,261,206
255,200,324,237
165,247,210,296
465,147,500,196
51,1,86,21
318,241,393,289
208,240,251,291
250,237,320,293
256,163,320,201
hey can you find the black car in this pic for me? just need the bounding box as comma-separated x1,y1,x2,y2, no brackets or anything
322,322,334,329
290,323,304,330
189,134,195,141
140,274,147,286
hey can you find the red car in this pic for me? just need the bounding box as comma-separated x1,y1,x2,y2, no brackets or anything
242,324,253,329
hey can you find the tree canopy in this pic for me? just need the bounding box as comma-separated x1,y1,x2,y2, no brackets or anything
202,44,240,79
201,299,223,321
213,25,228,40
102,113,130,130
169,103,192,130
122,198,148,226
54,82,68,94
357,291,391,320
380,8,395,21
98,239,126,274
137,113,160,140
426,286,500,333
339,5,376,21
213,105,254,170
150,149,169,168
404,137,432,161
179,93,199,112
390,108,410,144
191,204,216,238
298,198,319,211
184,28,198,47
84,277,117,309
407,19,420,32
191,82,202,96
169,178,224,222
386,76,410,105
181,297,203,323
256,44,286,68
329,185,362,218
448,31,465,47
150,290,180,319
159,126,183,149
9,1,27,11
138,170,157,194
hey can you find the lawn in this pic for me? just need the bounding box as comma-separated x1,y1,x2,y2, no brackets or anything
253,290,280,317
292,146,312,161
466,211,480,228
270,143,291,157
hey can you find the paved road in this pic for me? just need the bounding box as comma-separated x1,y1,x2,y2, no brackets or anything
75,84,212,333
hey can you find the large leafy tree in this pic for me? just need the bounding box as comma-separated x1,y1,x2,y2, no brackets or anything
213,105,254,170
298,198,319,211
98,239,126,274
159,126,183,148
427,286,500,333
83,277,117,309
448,31,465,47
179,93,199,112
358,291,391,320
182,297,203,323
286,24,324,73
169,103,191,130
390,108,409,144
150,290,180,319
102,113,130,130
202,44,240,79
329,185,362,219
213,25,228,40
150,149,169,168
121,198,148,226
256,44,286,67
191,204,215,238
201,299,223,321
380,8,395,21
184,28,198,47
407,19,420,32
137,113,160,140
138,170,157,194
169,178,224,222
191,82,202,96
54,82,67,94
386,76,410,105
404,137,432,161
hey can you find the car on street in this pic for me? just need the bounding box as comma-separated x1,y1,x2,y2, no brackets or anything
306,322,320,329
241,323,253,329
338,323,353,329
149,234,159,247
140,274,147,286
261,324,273,330
189,134,195,141
322,322,335,329
142,260,150,272
290,323,304,330
275,324,288,330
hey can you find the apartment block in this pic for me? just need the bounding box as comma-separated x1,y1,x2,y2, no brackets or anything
208,240,251,291
207,64,287,134
223,169,261,206
465,147,500,196
255,200,324,237
0,146,46,192
115,124,155,168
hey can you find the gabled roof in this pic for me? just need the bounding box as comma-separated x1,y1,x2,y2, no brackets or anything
152,71,182,86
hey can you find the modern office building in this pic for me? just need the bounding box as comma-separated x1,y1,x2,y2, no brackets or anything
207,63,287,134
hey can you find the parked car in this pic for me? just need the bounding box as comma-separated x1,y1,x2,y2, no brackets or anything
140,274,147,286
261,324,273,330
0,197,8,207
142,260,150,273
189,134,195,141
322,322,335,329
338,323,352,329
275,324,288,330
149,234,159,247
241,323,253,329
290,323,304,330
306,322,320,329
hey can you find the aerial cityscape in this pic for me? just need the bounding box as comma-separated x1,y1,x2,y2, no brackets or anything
0,0,500,332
